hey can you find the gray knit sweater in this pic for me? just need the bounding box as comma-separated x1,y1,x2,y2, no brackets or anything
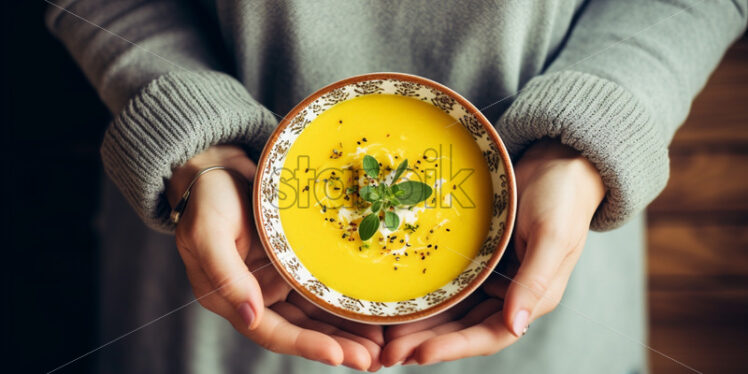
47,0,747,233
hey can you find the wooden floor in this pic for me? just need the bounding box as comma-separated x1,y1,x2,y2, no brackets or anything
646,36,748,373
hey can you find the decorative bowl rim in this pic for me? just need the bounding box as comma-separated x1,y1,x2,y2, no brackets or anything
253,72,516,324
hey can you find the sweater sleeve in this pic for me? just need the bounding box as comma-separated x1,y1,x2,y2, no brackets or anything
46,0,278,232
496,0,747,231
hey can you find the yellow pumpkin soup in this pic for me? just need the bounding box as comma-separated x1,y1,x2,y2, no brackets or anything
278,94,492,302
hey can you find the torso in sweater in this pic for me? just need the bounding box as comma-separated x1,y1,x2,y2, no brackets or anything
207,0,583,120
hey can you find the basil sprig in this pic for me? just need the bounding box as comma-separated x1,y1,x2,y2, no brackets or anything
356,155,432,241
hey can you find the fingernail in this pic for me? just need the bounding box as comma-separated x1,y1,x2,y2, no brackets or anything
320,358,338,366
512,309,529,337
237,302,255,329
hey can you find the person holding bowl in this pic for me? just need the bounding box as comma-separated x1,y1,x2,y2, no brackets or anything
47,0,746,373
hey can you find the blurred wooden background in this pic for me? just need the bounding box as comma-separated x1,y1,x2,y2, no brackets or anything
646,35,748,373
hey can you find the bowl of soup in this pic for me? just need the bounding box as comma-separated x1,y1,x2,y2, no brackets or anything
253,73,515,324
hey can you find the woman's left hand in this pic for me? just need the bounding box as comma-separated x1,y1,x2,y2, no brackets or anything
381,139,606,366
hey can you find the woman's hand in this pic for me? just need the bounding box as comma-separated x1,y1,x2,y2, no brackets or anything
381,138,605,366
167,145,384,371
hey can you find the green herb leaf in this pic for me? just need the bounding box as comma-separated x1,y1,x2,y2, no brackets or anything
363,155,380,179
346,186,358,195
376,183,387,196
393,181,433,205
391,159,408,185
353,155,432,240
384,211,400,230
390,184,405,197
358,185,378,202
359,213,380,241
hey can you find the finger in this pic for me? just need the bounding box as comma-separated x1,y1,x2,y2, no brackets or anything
381,298,501,367
238,307,345,366
532,247,581,318
194,227,265,330
503,230,568,337
287,292,384,346
184,260,239,318
381,329,436,367
241,225,293,306
187,266,343,366
188,270,344,366
285,293,384,372
413,258,577,367
413,311,517,365
481,273,511,300
272,302,374,371
253,263,293,306
433,298,502,334
384,290,484,342
399,251,578,369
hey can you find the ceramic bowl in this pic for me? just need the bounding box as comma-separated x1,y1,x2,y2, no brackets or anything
253,73,516,324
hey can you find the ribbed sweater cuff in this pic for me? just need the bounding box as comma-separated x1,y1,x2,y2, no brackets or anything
496,71,669,231
101,71,277,232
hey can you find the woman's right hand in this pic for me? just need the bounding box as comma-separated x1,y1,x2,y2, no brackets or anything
167,145,383,371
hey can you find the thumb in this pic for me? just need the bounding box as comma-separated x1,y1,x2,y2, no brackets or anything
503,231,564,337
197,229,265,330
